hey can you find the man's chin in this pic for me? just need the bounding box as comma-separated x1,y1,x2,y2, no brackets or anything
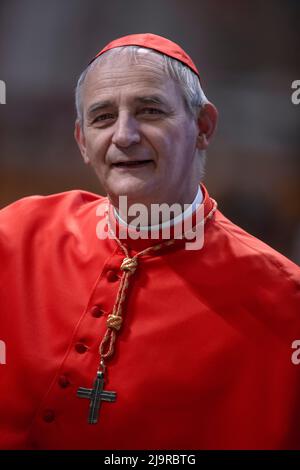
106,184,154,208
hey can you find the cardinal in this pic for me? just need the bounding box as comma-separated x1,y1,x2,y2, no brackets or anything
0,33,299,450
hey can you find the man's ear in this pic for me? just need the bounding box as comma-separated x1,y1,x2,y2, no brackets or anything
196,103,218,150
74,120,90,164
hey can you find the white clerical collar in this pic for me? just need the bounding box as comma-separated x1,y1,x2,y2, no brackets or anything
114,185,203,232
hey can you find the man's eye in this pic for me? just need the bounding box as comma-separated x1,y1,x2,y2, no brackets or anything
140,108,164,115
94,113,114,122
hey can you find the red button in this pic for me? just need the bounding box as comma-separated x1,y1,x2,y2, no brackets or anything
75,342,88,354
106,270,119,282
43,410,55,423
90,306,104,318
58,375,70,388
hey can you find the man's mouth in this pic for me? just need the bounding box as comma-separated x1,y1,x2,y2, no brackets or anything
112,160,153,169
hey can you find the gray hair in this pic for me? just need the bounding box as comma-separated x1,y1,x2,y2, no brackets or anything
75,46,208,127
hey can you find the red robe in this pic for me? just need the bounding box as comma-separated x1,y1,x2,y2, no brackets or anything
0,185,299,449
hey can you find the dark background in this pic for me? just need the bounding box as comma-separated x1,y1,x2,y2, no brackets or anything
0,0,299,263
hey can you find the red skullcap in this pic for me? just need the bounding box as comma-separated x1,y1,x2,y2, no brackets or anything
90,33,200,79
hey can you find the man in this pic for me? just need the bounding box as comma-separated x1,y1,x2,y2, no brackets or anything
0,33,299,450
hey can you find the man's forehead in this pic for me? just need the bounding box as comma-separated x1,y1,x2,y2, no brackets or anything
83,50,174,97
87,47,167,80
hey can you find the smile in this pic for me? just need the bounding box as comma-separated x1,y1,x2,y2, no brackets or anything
112,160,153,169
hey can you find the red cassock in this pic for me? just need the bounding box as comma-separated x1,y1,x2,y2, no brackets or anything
0,185,299,450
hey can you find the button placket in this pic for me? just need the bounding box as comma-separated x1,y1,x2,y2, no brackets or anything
37,258,123,433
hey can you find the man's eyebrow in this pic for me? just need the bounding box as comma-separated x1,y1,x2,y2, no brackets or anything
87,101,113,117
135,96,166,105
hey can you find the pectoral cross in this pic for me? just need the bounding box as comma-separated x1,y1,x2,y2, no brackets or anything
77,371,117,424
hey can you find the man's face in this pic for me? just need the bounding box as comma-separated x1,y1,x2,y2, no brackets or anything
75,51,204,209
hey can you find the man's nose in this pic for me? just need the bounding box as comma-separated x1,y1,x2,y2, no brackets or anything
112,113,141,148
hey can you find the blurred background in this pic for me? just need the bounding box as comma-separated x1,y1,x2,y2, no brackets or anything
0,0,299,263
